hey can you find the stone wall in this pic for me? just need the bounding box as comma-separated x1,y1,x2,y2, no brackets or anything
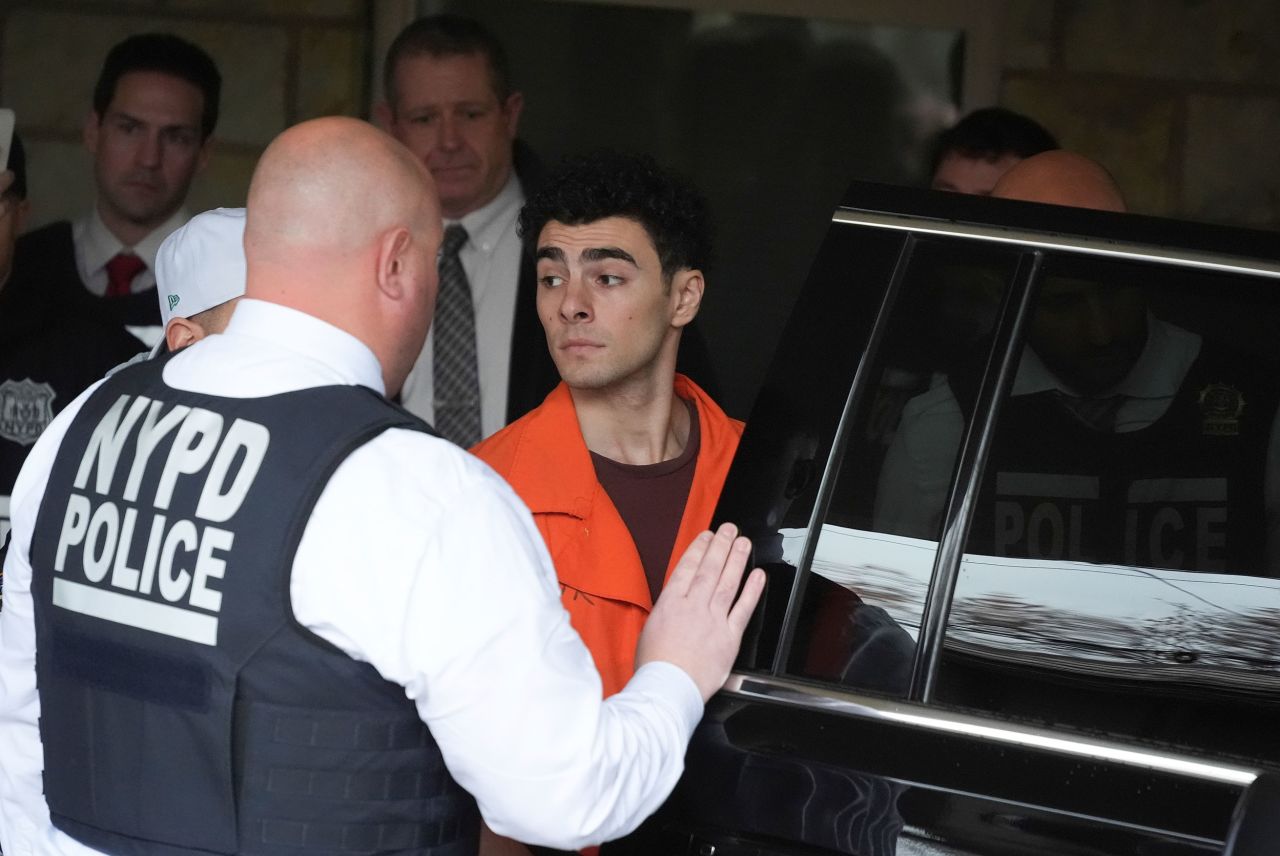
0,0,371,229
3,0,1276,232
1002,0,1280,229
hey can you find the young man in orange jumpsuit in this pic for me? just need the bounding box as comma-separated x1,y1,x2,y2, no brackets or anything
472,151,742,698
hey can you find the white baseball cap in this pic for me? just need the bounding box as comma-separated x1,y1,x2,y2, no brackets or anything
156,207,247,325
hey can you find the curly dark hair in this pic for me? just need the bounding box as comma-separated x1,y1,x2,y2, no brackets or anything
518,150,712,281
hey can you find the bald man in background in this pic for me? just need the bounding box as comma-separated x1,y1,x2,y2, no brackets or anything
0,116,764,856
877,151,1280,576
990,150,1126,211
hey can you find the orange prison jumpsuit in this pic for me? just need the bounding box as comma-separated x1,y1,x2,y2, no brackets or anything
472,375,743,698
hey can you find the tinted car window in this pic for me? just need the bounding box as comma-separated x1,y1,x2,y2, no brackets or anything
929,252,1280,765
776,238,1023,695
717,222,906,672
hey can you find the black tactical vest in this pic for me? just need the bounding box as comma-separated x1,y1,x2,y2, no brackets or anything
957,344,1275,574
29,353,479,856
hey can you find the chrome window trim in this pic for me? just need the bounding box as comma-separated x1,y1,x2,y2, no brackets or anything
914,250,1043,702
724,672,1258,786
773,234,919,674
831,209,1280,279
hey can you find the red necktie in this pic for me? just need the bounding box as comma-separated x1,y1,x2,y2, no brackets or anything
105,252,146,298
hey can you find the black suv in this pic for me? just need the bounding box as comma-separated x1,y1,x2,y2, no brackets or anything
613,183,1280,855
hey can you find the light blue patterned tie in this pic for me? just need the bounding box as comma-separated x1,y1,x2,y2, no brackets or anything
433,225,481,446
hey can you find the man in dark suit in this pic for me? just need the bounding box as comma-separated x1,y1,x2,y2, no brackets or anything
15,32,220,350
378,14,715,446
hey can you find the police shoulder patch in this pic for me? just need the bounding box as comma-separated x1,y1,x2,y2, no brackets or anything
0,378,57,446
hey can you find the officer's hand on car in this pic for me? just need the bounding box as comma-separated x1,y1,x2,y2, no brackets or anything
636,523,766,702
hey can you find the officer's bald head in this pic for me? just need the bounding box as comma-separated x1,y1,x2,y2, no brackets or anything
245,117,438,262
992,150,1127,213
243,117,442,396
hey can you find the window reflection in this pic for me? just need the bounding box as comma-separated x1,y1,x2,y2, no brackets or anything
785,239,1021,695
931,254,1280,764
967,257,1280,575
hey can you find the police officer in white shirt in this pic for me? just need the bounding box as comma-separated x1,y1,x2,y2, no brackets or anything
0,117,765,856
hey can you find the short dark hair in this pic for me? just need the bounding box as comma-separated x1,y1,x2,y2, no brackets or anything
93,33,221,140
928,107,1058,177
5,132,27,201
383,14,513,107
519,150,712,281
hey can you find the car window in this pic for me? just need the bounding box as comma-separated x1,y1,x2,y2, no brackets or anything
775,237,1024,696
931,252,1280,765
718,222,911,672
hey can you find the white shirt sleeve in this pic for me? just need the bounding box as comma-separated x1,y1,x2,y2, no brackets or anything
291,429,703,850
873,382,964,540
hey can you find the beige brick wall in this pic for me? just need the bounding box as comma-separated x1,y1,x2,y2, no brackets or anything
1002,0,1280,229
3,0,1275,231
0,0,370,229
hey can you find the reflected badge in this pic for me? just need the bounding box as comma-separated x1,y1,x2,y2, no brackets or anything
1197,383,1245,437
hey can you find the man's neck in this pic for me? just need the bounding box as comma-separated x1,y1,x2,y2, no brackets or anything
572,373,689,466
97,201,168,248
441,169,515,224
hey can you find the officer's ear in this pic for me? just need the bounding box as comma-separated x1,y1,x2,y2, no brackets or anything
165,316,205,351
375,226,415,302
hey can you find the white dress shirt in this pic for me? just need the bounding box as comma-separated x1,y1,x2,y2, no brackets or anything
72,205,188,348
72,205,188,298
400,173,524,437
0,299,702,855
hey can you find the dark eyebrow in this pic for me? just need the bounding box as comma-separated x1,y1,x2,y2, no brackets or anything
535,246,567,263
581,247,637,266
107,110,199,135
105,109,143,124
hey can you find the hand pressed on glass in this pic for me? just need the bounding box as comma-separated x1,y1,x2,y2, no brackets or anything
637,523,766,702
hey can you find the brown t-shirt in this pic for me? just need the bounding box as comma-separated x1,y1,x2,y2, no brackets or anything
590,398,701,604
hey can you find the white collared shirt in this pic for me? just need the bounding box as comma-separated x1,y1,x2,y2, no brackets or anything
399,172,525,436
72,205,189,299
0,299,702,855
72,205,189,348
1009,314,1202,433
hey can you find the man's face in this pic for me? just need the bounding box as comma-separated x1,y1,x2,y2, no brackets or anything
535,216,692,392
384,52,521,220
932,151,1023,196
1027,278,1148,395
86,70,209,231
